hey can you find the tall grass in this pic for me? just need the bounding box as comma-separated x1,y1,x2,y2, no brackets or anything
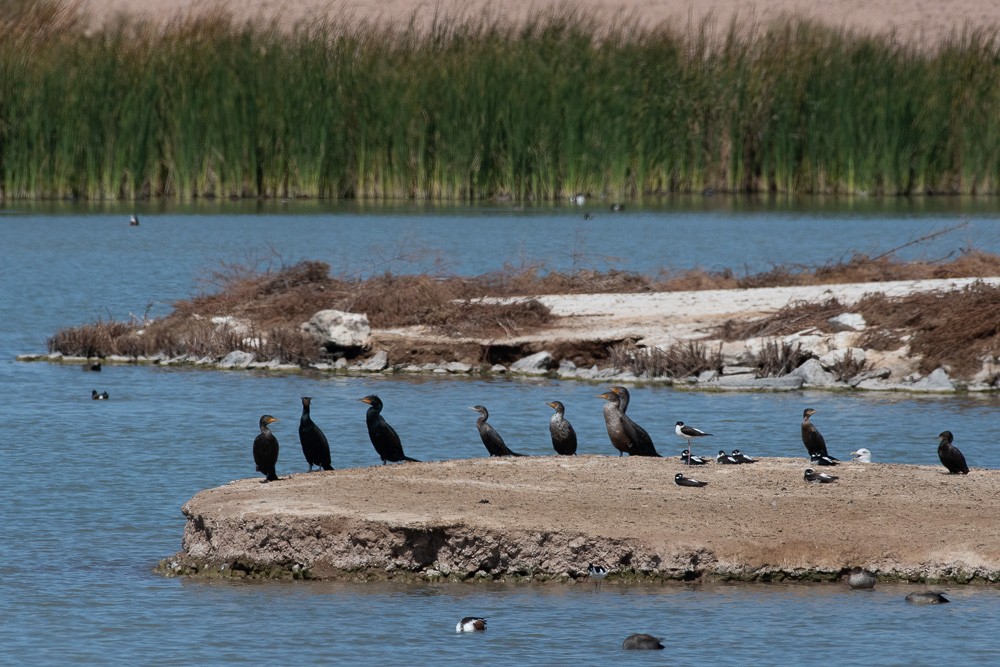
4,5,1000,200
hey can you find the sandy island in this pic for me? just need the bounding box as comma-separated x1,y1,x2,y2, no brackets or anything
165,455,998,583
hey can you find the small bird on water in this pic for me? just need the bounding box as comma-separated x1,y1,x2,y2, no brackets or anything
456,617,487,632
803,468,838,483
622,633,665,650
359,395,419,465
905,591,949,605
253,415,280,482
129,214,140,226
674,472,709,487
471,405,525,457
91,390,109,400
937,431,969,475
298,396,333,471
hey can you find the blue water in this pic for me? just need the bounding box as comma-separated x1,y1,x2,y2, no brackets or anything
4,199,1000,665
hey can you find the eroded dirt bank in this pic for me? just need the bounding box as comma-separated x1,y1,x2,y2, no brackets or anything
163,456,999,584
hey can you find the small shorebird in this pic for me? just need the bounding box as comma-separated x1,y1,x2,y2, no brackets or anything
847,567,877,590
588,564,608,581
716,450,739,464
679,449,708,465
674,472,708,487
803,468,838,483
622,633,665,650
456,617,487,632
937,431,969,474
675,421,712,464
731,449,757,464
851,448,872,463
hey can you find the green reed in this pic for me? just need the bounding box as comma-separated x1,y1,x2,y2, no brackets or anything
3,6,1000,200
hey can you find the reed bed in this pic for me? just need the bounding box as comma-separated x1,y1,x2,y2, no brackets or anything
5,5,1000,200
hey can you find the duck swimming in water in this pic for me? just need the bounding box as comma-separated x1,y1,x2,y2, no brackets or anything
91,390,109,400
456,617,487,632
622,634,665,650
848,567,877,590
905,591,949,605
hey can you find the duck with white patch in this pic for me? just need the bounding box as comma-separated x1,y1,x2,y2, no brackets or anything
456,617,487,632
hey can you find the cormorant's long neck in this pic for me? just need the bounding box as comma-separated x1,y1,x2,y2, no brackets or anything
366,406,380,425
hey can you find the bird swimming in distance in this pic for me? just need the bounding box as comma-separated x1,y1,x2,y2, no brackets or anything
811,453,840,466
471,405,525,457
680,449,708,465
91,390,109,400
83,360,101,371
129,214,139,226
253,415,280,482
905,591,950,605
851,448,872,463
716,450,739,464
937,431,969,474
455,617,487,632
803,468,838,483
731,449,757,464
801,408,836,461
609,386,661,456
546,401,577,455
675,472,708,487
847,567,877,590
622,634,665,650
598,391,636,456
359,395,419,464
676,421,712,463
298,396,333,471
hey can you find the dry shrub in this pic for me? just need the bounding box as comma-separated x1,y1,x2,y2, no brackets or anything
830,348,870,382
855,327,903,351
344,273,464,327
423,299,551,338
713,298,847,341
753,340,812,377
610,341,722,378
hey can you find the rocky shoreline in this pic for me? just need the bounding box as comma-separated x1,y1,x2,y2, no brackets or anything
159,456,999,584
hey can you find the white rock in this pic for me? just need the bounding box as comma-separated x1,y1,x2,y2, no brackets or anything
909,367,955,391
788,358,836,386
333,358,348,369
697,369,719,382
218,350,254,369
361,350,389,371
444,361,472,373
829,313,867,331
510,351,553,374
211,315,252,336
722,365,756,375
713,375,804,390
490,364,508,373
300,309,371,348
818,347,867,369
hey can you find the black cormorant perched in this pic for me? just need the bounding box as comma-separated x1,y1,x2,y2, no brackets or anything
675,421,712,463
253,414,280,482
674,472,708,487
359,395,419,464
91,390,109,400
937,431,969,474
801,408,836,461
298,396,333,471
622,634,664,650
546,401,577,455
471,405,525,456
598,391,635,456
803,468,838,483
609,386,661,456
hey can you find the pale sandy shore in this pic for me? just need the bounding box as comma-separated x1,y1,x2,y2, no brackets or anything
168,455,999,583
84,0,1000,45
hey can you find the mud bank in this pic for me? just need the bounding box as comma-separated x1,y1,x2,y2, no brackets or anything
161,456,999,584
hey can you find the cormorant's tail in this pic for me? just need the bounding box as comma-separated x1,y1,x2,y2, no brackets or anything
266,471,279,481
403,456,420,462
510,451,527,457
322,464,334,471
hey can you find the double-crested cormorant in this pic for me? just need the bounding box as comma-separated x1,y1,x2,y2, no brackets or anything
471,405,525,457
801,408,836,461
675,421,712,463
851,448,872,463
937,431,969,474
905,591,949,605
456,617,487,632
298,396,333,471
91,390,109,400
546,401,577,455
598,391,635,456
622,634,665,650
848,567,877,590
803,468,838,483
359,395,419,464
609,386,660,456
732,449,757,464
674,472,708,487
253,414,280,482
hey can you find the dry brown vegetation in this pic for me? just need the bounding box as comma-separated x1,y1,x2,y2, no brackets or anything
48,249,1000,372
